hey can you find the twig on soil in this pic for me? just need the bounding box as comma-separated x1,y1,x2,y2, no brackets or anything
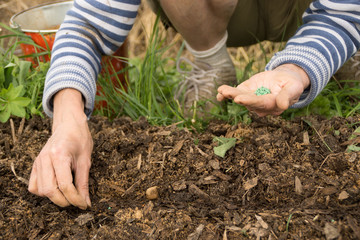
18,117,25,136
319,153,342,169
10,118,17,143
195,146,209,157
39,231,53,240
302,119,333,152
188,184,210,200
121,175,146,197
10,162,29,185
137,154,142,170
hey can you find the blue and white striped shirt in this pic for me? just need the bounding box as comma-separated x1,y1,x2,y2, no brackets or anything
42,0,360,117
266,0,360,108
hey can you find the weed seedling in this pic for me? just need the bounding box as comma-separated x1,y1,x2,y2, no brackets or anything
255,86,271,96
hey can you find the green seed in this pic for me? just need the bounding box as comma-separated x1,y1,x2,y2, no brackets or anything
255,86,271,96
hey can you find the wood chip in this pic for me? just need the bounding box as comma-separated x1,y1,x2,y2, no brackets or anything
324,223,339,240
172,140,185,155
244,177,258,191
18,117,25,136
75,213,94,226
295,176,303,195
223,229,228,240
321,186,338,196
303,131,310,145
209,160,220,170
225,226,243,232
172,179,187,191
155,130,171,136
338,190,349,200
255,214,269,229
137,154,142,170
187,224,204,240
212,170,231,181
188,184,210,200
198,175,217,185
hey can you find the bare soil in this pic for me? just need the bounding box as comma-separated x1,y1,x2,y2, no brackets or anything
1,114,360,239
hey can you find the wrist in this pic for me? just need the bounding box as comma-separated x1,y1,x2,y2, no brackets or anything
275,64,310,90
52,89,87,131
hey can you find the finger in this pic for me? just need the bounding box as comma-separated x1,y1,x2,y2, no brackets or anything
74,155,92,208
275,82,303,110
28,163,38,195
36,155,71,207
216,93,226,102
54,155,88,210
234,94,277,111
217,85,245,100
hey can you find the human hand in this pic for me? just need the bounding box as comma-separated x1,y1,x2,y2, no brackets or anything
217,64,310,117
28,89,93,209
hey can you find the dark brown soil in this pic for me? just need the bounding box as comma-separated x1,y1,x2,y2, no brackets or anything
1,114,360,239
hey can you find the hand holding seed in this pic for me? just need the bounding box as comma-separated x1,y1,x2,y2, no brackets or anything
217,64,310,117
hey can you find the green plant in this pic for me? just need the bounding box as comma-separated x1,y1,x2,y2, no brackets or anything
282,79,360,119
346,126,360,152
0,23,49,122
286,213,293,232
0,84,30,122
213,137,237,158
94,16,190,127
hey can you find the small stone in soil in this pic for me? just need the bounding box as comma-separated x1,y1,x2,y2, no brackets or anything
146,186,159,200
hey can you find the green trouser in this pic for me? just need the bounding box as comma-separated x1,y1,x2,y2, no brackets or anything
147,0,313,47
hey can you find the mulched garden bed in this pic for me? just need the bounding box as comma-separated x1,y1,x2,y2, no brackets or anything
1,114,359,239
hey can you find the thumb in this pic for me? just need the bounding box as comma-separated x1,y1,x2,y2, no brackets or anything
74,156,92,208
275,81,303,111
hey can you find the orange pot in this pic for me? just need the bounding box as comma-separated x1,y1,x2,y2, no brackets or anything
10,1,128,109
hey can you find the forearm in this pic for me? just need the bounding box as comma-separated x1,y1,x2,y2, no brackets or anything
266,0,360,108
42,0,140,118
52,89,87,133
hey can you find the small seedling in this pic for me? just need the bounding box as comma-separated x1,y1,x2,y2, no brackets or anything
213,137,237,158
255,86,271,96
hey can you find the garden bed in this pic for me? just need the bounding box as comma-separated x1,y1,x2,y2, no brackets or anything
1,115,359,239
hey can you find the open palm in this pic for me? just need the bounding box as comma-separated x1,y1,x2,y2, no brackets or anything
217,64,310,117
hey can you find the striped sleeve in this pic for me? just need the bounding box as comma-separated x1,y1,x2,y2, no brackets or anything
265,0,360,108
42,0,140,117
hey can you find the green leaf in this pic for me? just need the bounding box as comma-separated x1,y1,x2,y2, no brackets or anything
0,102,6,111
11,97,31,107
17,61,32,86
4,84,24,100
346,145,360,152
213,137,237,158
5,62,16,68
349,126,360,140
8,102,26,117
0,107,10,123
0,66,5,87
